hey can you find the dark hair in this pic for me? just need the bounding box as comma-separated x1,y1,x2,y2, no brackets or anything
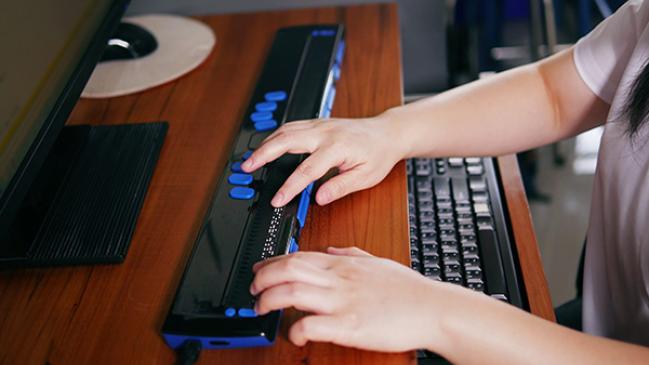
623,61,649,137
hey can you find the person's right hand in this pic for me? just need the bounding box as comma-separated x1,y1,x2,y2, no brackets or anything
241,114,406,207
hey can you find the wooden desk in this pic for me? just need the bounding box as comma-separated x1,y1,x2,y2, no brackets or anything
0,3,552,365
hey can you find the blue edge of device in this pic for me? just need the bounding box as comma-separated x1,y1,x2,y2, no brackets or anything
162,29,344,350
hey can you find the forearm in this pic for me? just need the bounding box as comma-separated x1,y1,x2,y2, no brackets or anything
430,286,649,365
381,48,609,159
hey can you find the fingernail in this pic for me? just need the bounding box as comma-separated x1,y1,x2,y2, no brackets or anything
241,158,253,171
250,283,257,295
271,192,285,207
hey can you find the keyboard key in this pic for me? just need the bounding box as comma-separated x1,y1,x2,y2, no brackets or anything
443,260,461,271
444,272,463,285
423,253,440,265
465,157,482,165
433,177,450,199
415,159,432,176
467,278,485,292
452,177,470,202
477,216,494,228
448,157,463,167
416,179,432,192
462,240,479,252
463,253,480,265
424,265,441,277
423,243,438,254
478,227,507,296
473,202,490,216
472,191,489,202
467,165,484,176
469,177,487,191
465,265,482,279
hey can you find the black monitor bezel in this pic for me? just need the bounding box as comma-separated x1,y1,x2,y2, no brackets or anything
0,0,131,247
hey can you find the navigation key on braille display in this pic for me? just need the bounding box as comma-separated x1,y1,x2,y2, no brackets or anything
228,173,253,186
251,111,273,122
254,120,278,131
229,186,255,200
238,308,257,317
255,101,277,112
264,90,287,102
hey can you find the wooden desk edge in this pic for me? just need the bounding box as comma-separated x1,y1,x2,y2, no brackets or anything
497,155,556,322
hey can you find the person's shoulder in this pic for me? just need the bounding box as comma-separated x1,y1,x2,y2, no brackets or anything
624,0,649,36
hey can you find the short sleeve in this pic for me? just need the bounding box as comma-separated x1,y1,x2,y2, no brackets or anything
574,0,649,103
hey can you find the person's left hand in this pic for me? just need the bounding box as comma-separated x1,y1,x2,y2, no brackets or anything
250,246,463,352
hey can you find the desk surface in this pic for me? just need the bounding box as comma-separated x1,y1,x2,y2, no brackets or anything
0,3,553,364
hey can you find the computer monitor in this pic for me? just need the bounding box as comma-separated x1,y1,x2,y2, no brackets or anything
0,0,168,266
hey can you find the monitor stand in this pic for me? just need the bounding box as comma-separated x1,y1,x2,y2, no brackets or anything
0,122,168,268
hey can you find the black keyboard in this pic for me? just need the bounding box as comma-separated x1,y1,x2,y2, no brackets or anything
162,25,345,350
407,157,524,363
407,157,523,300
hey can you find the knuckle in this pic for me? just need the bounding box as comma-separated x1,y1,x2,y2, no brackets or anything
297,317,311,336
287,282,302,298
283,256,301,273
296,162,315,178
328,179,346,197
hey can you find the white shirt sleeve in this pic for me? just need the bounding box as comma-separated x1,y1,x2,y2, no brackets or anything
574,0,649,103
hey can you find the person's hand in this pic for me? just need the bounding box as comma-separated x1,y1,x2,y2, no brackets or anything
241,116,405,207
250,247,467,352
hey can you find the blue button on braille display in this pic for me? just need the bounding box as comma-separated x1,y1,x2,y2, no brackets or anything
326,87,336,111
228,173,253,186
231,161,244,173
336,40,345,64
242,151,253,160
296,190,310,228
225,307,236,317
313,29,335,37
251,111,272,122
264,91,287,102
238,308,257,318
229,187,255,200
255,101,277,112
254,120,278,132
289,237,299,253
333,64,341,81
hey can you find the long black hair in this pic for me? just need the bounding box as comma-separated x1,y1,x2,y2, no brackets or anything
623,61,649,137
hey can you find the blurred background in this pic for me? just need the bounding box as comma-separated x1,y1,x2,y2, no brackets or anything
127,0,623,307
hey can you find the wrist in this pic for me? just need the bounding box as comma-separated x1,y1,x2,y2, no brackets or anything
375,107,415,160
420,282,489,356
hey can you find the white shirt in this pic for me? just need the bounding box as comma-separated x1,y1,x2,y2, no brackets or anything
574,0,649,345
